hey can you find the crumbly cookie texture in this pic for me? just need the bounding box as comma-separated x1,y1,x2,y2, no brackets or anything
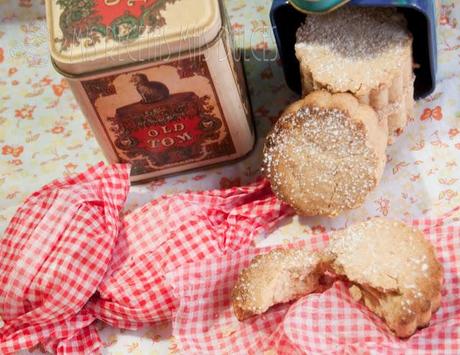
295,7,414,139
263,91,388,217
328,218,443,338
232,219,443,338
231,248,332,321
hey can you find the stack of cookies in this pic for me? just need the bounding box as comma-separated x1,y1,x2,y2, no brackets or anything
295,7,414,138
263,7,415,216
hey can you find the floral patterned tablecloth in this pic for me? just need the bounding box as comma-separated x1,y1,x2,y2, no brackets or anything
1,0,459,354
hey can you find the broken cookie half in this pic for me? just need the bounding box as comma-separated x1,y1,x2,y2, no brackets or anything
232,218,443,338
328,218,443,338
231,248,332,321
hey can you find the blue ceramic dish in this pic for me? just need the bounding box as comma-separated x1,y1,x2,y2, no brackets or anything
270,0,438,99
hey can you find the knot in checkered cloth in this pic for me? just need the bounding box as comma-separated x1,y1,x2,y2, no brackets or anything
0,163,291,354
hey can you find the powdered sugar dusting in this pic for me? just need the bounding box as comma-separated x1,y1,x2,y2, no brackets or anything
296,7,411,58
295,7,413,96
329,218,443,336
263,106,379,216
232,248,322,316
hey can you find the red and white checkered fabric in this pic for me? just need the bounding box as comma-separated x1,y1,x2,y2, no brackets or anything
88,174,291,330
0,163,291,354
168,209,460,354
0,162,130,354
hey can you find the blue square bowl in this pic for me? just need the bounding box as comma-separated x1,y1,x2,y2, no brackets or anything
269,0,438,99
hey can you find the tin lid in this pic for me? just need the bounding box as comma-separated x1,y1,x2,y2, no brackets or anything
289,0,349,14
46,0,222,75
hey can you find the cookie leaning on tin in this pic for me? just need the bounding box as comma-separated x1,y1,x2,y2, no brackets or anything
328,218,443,338
263,91,388,217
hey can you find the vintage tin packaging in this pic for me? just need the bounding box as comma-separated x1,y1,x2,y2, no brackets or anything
46,0,254,182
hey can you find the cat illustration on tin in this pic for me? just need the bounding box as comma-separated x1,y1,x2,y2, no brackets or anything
130,73,170,103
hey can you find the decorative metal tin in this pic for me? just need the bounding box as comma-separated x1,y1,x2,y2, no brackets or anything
46,0,254,182
270,0,438,99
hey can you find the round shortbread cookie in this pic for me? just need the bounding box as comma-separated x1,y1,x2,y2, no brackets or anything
329,218,443,338
263,91,388,216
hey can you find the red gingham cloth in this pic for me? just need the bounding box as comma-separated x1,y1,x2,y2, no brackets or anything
87,172,291,331
0,164,129,353
0,163,291,354
0,162,130,354
167,209,460,354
